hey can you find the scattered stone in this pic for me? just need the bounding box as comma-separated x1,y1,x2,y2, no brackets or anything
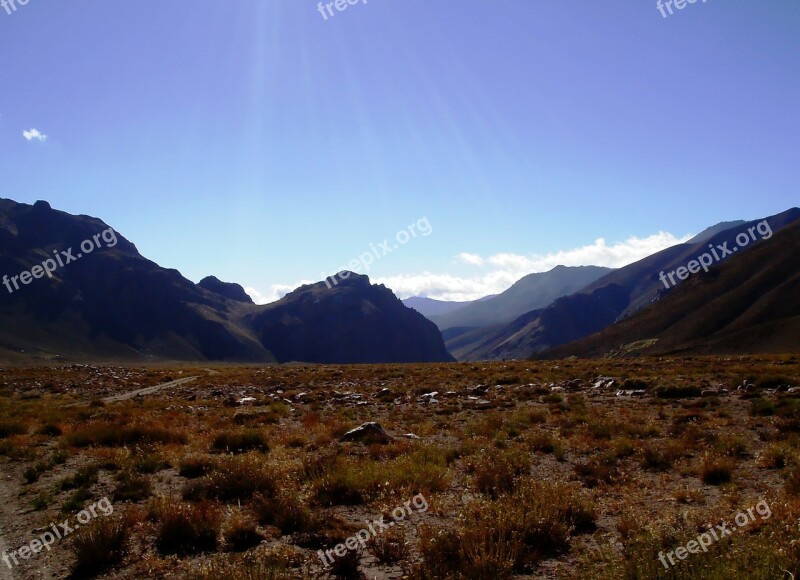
373,388,396,401
419,392,439,403
340,422,393,444
593,377,616,390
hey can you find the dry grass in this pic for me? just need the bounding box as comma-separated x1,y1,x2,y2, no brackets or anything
1,356,799,578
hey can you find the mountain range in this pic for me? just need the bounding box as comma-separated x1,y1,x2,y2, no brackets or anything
450,208,800,360
542,217,800,358
1,197,797,364
0,199,452,364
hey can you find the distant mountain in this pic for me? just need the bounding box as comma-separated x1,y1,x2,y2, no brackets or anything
431,266,613,330
544,218,800,358
403,296,477,317
199,276,254,304
249,274,454,364
455,208,800,361
0,199,453,364
432,265,613,359
402,295,495,318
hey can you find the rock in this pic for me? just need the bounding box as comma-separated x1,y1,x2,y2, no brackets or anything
340,422,393,444
373,388,396,401
566,379,583,391
402,433,421,440
591,377,618,389
470,384,489,395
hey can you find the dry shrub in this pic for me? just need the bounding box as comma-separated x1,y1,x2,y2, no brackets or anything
183,454,277,502
372,526,410,564
179,455,217,478
70,513,132,576
412,479,596,577
65,423,186,448
472,447,531,498
699,454,734,485
211,429,269,454
153,498,222,555
222,511,264,552
252,492,320,534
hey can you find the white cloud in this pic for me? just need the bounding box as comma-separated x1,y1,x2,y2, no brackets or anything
456,252,484,266
483,231,692,273
375,271,519,302
377,231,693,301
247,231,694,304
22,128,48,142
245,281,313,305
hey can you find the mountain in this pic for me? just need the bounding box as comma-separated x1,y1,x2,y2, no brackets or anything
455,208,800,361
430,266,613,331
248,274,454,364
0,199,453,364
686,220,748,245
199,276,254,304
543,218,800,358
403,296,478,318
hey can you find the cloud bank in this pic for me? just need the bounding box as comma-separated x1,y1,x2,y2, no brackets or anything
245,231,692,305
378,231,693,301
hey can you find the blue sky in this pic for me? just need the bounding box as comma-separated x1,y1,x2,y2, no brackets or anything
1,1,798,302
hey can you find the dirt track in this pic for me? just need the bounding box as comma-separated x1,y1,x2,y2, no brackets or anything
100,375,198,403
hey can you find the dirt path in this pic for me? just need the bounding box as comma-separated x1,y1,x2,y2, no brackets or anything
0,533,15,579
0,472,20,580
101,375,198,403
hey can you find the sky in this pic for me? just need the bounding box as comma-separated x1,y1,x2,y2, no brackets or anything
1,1,798,302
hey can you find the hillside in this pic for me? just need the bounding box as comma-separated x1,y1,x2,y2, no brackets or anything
249,274,454,364
455,208,800,360
431,265,613,331
543,219,800,358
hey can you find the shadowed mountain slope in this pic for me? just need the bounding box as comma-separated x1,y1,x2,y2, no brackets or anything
0,199,453,364
542,218,800,358
454,208,800,360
